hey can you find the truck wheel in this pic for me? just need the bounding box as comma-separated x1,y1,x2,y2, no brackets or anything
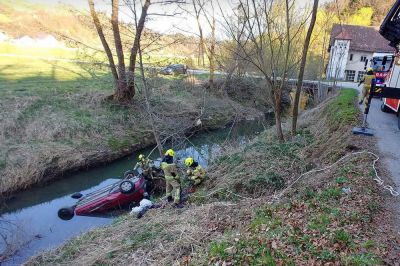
381,103,391,113
120,180,135,194
58,207,75,220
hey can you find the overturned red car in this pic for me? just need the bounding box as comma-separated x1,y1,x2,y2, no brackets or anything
58,172,147,220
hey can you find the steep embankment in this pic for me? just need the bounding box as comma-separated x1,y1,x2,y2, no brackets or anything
26,89,399,265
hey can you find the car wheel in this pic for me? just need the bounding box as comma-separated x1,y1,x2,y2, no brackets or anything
120,180,135,194
381,103,391,113
71,192,83,199
58,206,75,220
124,170,135,179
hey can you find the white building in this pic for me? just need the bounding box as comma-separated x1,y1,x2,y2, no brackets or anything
12,35,62,48
0,31,7,42
326,24,395,82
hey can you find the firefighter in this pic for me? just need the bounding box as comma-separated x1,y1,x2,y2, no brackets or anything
184,157,206,186
134,154,153,179
358,68,375,105
160,149,182,208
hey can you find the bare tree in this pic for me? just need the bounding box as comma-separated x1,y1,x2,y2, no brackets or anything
88,0,151,103
126,0,151,100
291,0,319,135
192,0,206,67
190,0,217,89
88,0,119,89
111,0,128,94
220,0,305,141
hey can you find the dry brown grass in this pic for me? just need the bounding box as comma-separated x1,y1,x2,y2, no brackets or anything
26,200,262,266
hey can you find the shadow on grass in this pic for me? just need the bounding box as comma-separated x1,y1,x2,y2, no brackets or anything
0,58,192,97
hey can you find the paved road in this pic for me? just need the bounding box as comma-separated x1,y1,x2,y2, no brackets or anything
343,81,400,190
366,98,400,188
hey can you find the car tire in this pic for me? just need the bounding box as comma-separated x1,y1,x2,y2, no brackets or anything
123,170,135,179
120,180,135,194
381,103,392,113
71,192,83,199
58,206,75,220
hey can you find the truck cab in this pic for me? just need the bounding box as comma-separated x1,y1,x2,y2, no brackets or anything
379,0,400,50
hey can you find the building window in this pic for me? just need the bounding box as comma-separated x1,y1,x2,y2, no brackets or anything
350,54,353,61
345,70,356,82
361,56,367,62
357,71,366,82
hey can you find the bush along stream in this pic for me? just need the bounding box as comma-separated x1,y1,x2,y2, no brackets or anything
25,89,400,265
0,118,271,265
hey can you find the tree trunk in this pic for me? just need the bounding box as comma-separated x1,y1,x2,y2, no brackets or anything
273,89,285,142
193,1,206,69
291,0,319,135
88,0,119,89
111,0,128,96
126,0,151,102
208,15,216,90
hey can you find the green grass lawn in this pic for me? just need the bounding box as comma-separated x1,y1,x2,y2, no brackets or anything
0,43,79,59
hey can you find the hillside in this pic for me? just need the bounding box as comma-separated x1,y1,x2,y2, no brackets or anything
0,0,97,44
0,0,199,63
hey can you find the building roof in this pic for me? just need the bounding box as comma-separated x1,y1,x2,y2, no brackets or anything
329,24,395,53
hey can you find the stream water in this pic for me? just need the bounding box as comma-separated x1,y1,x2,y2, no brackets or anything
0,118,271,265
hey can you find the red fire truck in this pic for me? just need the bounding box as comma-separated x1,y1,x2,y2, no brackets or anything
353,0,400,135
378,0,400,128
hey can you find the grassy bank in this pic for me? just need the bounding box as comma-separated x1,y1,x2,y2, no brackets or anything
0,54,264,196
26,89,398,265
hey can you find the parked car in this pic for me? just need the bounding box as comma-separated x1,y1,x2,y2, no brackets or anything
57,172,147,220
160,64,187,75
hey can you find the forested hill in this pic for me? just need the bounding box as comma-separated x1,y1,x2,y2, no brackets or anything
0,0,97,43
0,0,200,61
326,0,395,27
2,0,395,41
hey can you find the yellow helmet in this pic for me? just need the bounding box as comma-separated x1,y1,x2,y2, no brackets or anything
368,68,373,72
185,157,194,167
138,154,145,160
165,149,175,157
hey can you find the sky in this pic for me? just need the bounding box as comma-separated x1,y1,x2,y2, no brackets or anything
27,0,328,37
